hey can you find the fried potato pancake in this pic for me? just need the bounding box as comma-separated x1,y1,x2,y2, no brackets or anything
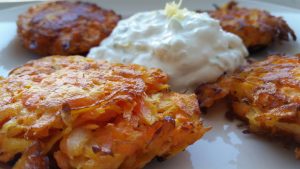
208,1,296,52
196,54,300,157
0,56,208,169
17,1,120,56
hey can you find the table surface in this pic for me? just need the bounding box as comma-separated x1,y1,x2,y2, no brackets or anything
0,0,300,10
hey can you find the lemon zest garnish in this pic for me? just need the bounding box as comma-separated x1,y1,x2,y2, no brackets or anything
164,0,187,20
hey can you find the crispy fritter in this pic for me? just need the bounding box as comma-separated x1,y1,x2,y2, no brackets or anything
208,1,296,52
17,1,121,56
0,56,208,169
196,54,300,157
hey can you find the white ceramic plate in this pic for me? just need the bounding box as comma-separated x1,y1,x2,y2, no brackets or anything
0,0,300,169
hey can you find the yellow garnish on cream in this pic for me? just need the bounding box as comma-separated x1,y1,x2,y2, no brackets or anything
164,0,187,20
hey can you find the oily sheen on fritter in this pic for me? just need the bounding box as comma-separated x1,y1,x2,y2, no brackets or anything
17,1,120,56
196,54,300,157
208,1,296,52
0,56,208,169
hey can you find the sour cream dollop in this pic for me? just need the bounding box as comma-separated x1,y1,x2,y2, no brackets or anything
88,2,248,91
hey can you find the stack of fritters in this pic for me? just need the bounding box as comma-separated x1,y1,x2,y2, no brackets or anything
209,1,296,52
0,56,207,169
196,54,300,155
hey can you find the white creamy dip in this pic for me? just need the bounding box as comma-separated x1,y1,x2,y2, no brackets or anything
88,2,248,91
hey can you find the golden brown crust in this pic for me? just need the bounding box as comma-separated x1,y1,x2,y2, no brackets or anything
17,1,121,56
197,54,300,124
196,54,300,156
0,56,207,168
208,1,296,52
